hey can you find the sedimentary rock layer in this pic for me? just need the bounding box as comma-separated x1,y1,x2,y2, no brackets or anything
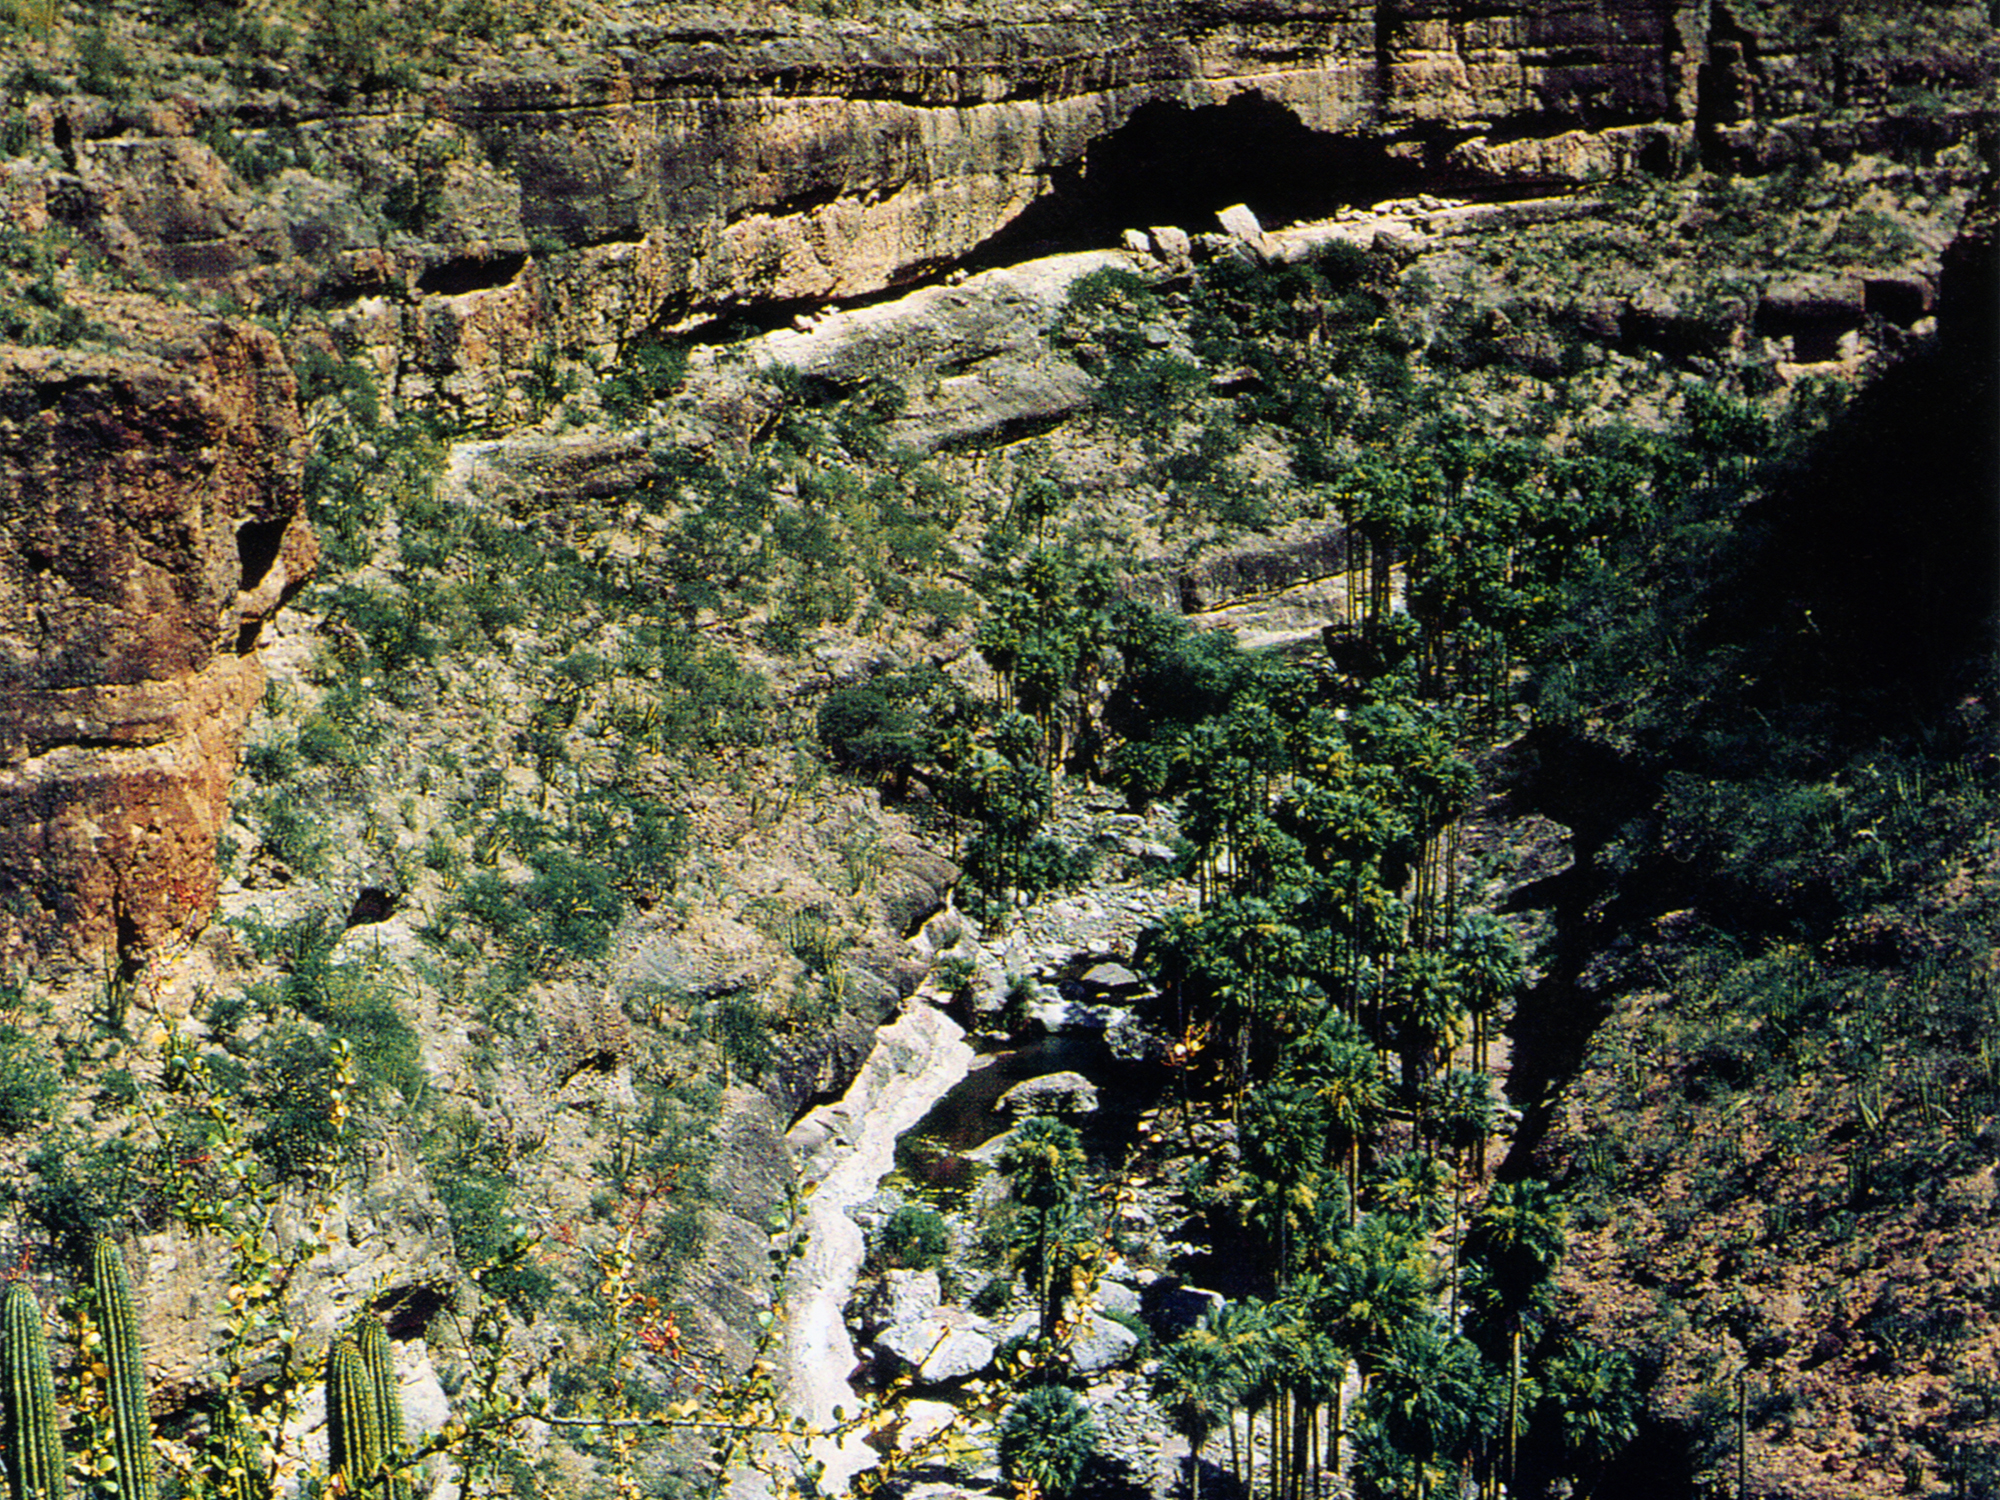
0,312,311,968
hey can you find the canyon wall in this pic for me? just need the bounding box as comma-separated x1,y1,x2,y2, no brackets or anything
0,305,311,971
13,1,1988,423
0,0,1991,967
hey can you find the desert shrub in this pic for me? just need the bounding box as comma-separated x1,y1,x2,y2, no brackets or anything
0,1023,60,1133
20,1134,151,1263
817,685,922,782
327,582,439,672
249,1030,352,1182
429,1144,552,1317
600,335,688,418
997,1385,1098,1499
880,1203,950,1270
708,993,773,1082
456,845,625,973
295,712,356,768
598,1079,717,1295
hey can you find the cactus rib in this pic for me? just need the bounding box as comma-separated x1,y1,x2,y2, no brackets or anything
355,1320,408,1500
91,1239,155,1500
1,1281,67,1500
327,1337,381,1496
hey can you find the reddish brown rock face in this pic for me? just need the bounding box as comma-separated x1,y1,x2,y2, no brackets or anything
0,314,311,972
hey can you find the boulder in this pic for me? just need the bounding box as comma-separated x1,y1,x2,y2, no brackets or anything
1097,1280,1143,1319
1077,961,1143,995
999,1071,1100,1116
880,1268,943,1328
1217,203,1270,257
1148,225,1193,264
1069,1313,1141,1373
878,1313,998,1382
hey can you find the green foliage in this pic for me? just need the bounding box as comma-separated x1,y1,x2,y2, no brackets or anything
600,336,688,419
706,992,773,1084
879,1204,950,1270
20,1136,146,1264
1356,1321,1498,1500
999,1117,1092,1341
249,1031,353,1182
455,842,627,975
427,1123,552,1319
816,686,921,782
0,1025,57,1135
326,583,440,674
0,222,93,347
995,1384,1097,1499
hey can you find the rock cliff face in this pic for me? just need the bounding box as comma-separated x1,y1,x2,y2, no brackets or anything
0,0,1989,971
0,306,311,969
8,1,1985,428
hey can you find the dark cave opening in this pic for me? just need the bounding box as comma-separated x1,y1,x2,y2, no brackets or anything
236,517,287,593
417,251,528,297
965,93,1447,267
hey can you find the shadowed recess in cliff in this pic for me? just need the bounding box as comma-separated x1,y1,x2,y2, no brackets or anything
965,93,1434,265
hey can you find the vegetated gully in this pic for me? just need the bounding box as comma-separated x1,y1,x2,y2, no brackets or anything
762,91,1588,1459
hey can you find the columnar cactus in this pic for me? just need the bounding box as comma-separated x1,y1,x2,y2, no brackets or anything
0,1281,67,1500
209,1396,267,1500
355,1320,407,1500
90,1239,155,1500
326,1337,381,1496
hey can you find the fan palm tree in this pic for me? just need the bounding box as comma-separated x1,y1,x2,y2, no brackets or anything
1363,1320,1499,1500
1321,1216,1430,1388
1538,1338,1640,1499
1384,949,1464,1100
1365,1151,1451,1235
1203,1300,1270,1492
1448,911,1525,1075
1152,1333,1237,1500
1001,1115,1090,1340
1425,1068,1498,1322
1287,1016,1386,1218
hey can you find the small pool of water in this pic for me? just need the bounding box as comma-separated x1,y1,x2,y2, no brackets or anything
894,1032,1167,1206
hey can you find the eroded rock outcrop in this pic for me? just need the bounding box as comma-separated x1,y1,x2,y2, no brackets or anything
0,308,311,970
7,3,1984,429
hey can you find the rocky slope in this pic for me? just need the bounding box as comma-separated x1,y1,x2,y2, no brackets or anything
1,0,1991,969
0,5,1994,1497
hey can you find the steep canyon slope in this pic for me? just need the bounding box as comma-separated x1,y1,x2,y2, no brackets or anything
2,0,1992,967
0,4,1994,1499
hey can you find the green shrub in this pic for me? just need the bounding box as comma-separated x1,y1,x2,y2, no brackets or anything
599,336,688,418
328,583,440,673
997,1385,1097,1498
0,1024,59,1133
429,1147,552,1318
21,1134,146,1261
250,1030,353,1182
243,738,298,783
880,1204,950,1270
296,713,356,768
817,687,921,780
708,993,772,1083
259,796,331,876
